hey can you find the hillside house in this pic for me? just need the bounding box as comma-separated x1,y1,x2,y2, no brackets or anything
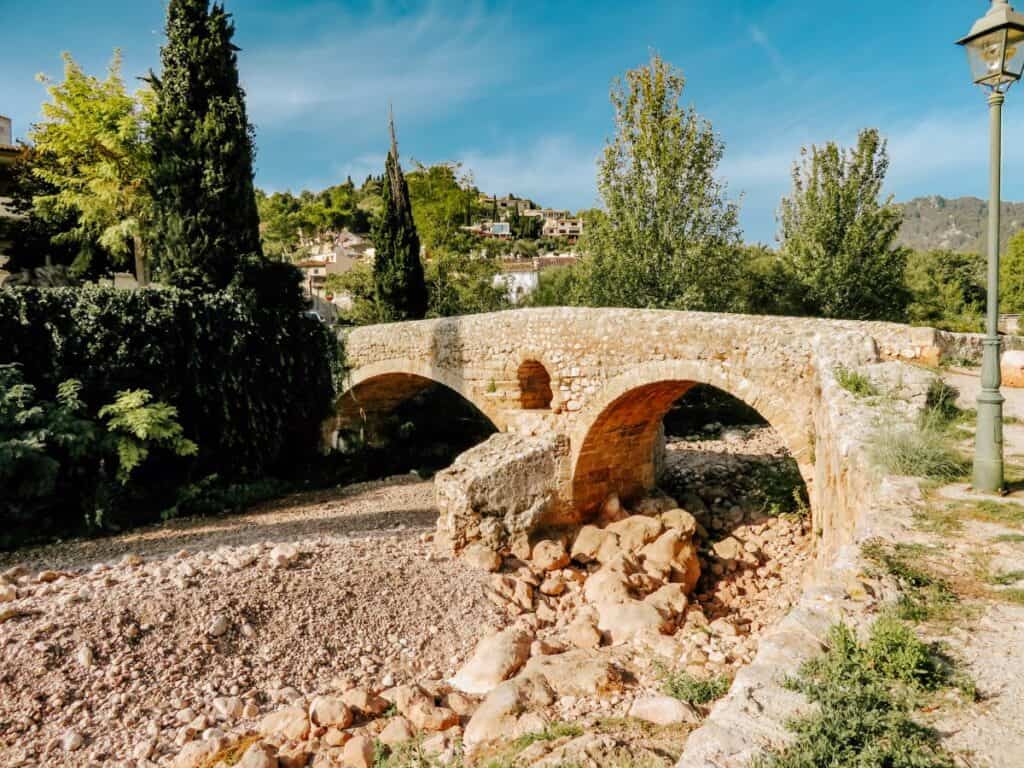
542,217,584,242
494,253,578,304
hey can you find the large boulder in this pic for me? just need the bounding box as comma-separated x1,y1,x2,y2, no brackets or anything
435,434,568,554
521,649,626,697
449,627,533,695
464,675,554,751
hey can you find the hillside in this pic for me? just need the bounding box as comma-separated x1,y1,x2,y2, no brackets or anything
897,195,1024,254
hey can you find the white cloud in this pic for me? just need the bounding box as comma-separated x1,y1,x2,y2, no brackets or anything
241,1,528,134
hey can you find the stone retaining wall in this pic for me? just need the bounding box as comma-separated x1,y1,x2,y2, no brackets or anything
675,332,936,767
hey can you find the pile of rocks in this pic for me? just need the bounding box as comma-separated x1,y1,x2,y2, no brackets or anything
166,476,809,767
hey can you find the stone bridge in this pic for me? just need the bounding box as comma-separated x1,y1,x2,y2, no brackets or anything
333,307,964,528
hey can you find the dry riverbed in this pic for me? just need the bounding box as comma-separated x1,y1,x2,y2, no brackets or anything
0,427,813,767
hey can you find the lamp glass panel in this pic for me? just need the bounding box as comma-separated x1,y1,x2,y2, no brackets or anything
966,28,1008,84
1005,27,1024,80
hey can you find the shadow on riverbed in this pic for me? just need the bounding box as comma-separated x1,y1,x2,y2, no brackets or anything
0,479,439,572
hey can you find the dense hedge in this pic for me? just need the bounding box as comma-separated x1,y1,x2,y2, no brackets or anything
0,286,343,543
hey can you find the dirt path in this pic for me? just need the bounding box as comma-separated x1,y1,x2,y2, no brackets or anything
917,372,1024,767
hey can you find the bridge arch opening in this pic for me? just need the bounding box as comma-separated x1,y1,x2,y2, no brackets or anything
336,372,498,476
517,360,554,410
571,375,812,632
571,378,808,521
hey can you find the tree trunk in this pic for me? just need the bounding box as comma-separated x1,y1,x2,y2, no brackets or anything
133,235,149,287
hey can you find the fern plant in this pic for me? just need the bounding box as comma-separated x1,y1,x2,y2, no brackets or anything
98,389,197,484
0,365,95,501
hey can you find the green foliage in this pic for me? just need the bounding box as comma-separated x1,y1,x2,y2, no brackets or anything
327,263,383,325
147,0,263,289
256,181,373,260
0,286,342,545
993,533,1024,543
869,427,963,481
165,475,289,520
99,389,197,483
3,144,116,282
30,51,153,283
0,366,95,511
331,251,507,324
835,367,879,398
905,249,984,332
753,622,955,768
524,265,581,307
575,53,744,311
405,161,484,253
512,722,584,749
735,245,809,317
1001,229,1024,314
779,129,909,321
661,669,731,705
425,250,509,317
372,123,428,321
861,540,957,622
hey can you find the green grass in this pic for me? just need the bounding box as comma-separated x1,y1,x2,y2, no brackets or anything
660,669,732,705
999,589,1024,605
993,533,1024,543
969,500,1024,528
511,723,583,750
868,425,968,481
988,570,1024,586
868,381,973,481
752,619,959,768
835,366,880,398
861,540,958,622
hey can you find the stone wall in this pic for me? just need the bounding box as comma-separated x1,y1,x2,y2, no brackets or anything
675,334,938,767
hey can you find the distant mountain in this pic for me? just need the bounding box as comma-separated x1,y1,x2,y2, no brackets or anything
897,196,1024,254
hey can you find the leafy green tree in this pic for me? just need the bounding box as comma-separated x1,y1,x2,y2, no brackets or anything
1000,230,1024,314
24,52,151,281
575,53,743,310
147,0,262,289
906,249,985,331
425,250,508,317
2,145,101,279
406,162,480,253
779,129,909,320
371,117,428,321
735,245,809,317
525,265,582,307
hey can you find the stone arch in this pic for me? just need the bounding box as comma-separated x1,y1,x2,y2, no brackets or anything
517,359,553,410
336,359,504,442
567,360,812,516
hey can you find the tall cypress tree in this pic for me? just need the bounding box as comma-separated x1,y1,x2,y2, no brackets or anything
372,115,427,321
147,0,262,289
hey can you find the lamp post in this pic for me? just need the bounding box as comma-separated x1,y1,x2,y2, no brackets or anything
958,0,1024,493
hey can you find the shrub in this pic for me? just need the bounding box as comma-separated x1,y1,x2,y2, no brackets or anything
753,622,955,768
869,427,965,480
0,285,342,545
835,366,879,398
661,670,731,705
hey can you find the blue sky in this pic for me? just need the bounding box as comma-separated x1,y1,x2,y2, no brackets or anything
2,0,1022,243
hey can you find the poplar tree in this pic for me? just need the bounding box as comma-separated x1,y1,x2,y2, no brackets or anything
371,115,428,321
147,0,262,289
576,53,743,311
779,129,909,320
